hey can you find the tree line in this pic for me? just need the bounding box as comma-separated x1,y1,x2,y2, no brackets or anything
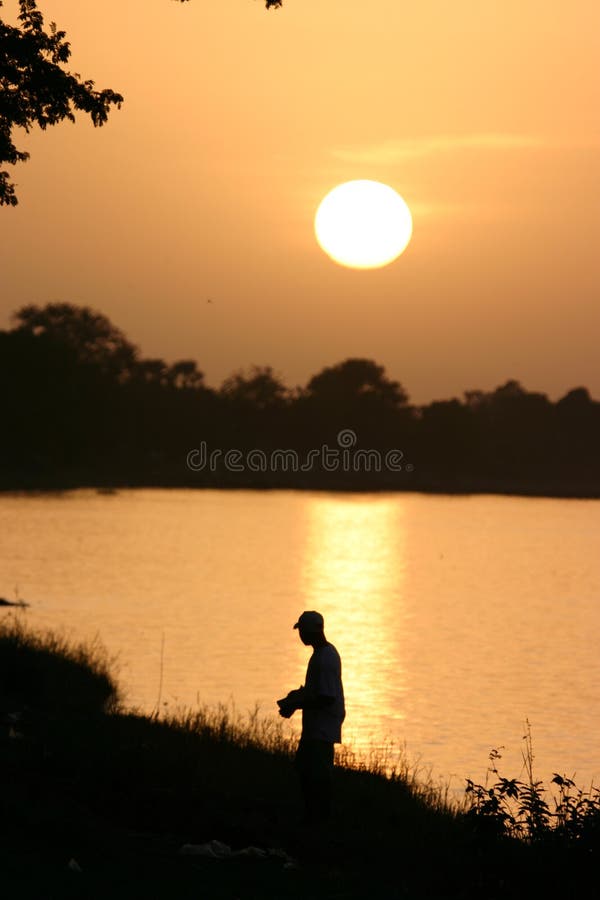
1,302,599,496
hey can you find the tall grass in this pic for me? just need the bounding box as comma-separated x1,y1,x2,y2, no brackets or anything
161,698,460,821
0,615,121,714
166,701,296,755
335,736,459,813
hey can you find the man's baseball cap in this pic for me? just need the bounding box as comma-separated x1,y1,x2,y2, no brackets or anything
293,610,324,632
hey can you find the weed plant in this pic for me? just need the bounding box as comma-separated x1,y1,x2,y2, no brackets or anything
465,721,600,848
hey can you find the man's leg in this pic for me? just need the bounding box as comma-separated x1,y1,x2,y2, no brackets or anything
295,738,334,824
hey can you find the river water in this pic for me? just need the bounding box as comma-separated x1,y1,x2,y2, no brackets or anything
1,488,599,795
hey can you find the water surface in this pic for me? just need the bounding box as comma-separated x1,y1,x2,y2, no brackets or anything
1,488,599,793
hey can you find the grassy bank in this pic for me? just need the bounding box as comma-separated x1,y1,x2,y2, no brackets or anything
0,617,597,899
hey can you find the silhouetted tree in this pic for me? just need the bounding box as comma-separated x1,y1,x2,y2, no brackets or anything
557,387,593,410
418,398,477,477
453,380,554,482
305,358,408,410
166,359,205,391
13,303,138,381
220,365,289,412
179,0,282,5
132,358,169,386
0,0,123,205
555,387,600,476
487,380,551,427
464,389,486,410
218,365,291,452
0,0,280,205
0,323,119,483
300,358,410,445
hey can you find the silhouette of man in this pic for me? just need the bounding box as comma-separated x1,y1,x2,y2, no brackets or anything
277,610,345,824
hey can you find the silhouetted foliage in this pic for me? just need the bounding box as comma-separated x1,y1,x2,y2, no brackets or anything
166,359,205,391
220,365,289,412
305,358,408,410
1,301,599,495
0,0,123,205
12,303,138,380
178,0,283,5
0,0,280,205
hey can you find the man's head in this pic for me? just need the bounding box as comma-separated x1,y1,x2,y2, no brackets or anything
293,610,326,646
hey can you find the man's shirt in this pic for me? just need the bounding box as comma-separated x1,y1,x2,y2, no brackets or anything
302,642,345,743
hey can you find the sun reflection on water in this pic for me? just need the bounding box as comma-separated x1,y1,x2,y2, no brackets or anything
300,494,409,750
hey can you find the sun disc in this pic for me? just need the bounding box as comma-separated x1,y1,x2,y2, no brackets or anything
314,180,412,269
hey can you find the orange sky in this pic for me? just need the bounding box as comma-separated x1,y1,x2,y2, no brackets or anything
1,0,599,403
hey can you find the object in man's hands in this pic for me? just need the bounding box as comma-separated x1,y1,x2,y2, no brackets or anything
277,687,304,717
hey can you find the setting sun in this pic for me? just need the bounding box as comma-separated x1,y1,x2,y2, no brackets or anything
314,180,413,269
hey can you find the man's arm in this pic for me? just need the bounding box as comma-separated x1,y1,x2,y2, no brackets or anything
277,686,334,718
298,691,335,710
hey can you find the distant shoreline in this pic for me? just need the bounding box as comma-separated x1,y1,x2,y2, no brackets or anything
1,476,599,500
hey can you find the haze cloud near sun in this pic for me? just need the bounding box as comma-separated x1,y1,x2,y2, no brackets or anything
331,133,547,164
1,0,599,404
